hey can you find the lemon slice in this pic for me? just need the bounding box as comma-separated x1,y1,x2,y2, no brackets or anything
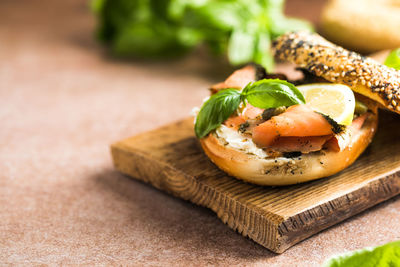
297,83,355,125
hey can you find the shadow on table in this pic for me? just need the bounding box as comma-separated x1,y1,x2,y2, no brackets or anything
91,166,400,263
92,167,278,262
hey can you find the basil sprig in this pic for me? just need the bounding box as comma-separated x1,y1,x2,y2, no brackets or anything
194,79,305,138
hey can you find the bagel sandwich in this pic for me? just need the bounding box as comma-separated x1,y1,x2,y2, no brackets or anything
193,32,397,186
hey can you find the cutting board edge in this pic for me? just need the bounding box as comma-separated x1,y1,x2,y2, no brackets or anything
275,170,400,252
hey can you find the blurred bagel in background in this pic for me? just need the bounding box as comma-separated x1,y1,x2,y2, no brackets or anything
321,0,400,53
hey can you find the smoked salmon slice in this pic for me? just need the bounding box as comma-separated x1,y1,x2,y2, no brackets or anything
224,116,246,131
242,105,264,120
223,104,263,130
268,135,332,153
252,105,333,148
221,104,366,154
210,65,256,93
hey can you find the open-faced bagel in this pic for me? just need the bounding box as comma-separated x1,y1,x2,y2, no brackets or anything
200,106,377,186
321,0,400,53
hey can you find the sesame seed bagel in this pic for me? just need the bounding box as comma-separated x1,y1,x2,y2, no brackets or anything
273,31,400,114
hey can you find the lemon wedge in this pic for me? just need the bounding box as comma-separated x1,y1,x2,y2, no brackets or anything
297,83,355,126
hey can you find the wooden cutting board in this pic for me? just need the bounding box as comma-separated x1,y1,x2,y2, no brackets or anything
111,111,400,253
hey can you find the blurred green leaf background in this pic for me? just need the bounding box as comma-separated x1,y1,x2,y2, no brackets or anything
92,0,313,71
322,240,400,267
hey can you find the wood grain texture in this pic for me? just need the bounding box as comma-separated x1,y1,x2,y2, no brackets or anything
111,111,400,253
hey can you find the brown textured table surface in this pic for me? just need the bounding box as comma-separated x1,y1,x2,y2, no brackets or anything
1,0,399,265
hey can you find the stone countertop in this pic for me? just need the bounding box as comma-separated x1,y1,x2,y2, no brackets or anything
1,0,399,265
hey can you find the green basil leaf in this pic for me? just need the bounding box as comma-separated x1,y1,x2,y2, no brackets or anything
195,89,241,138
242,79,305,109
190,3,243,30
322,240,400,267
384,48,400,70
228,29,256,65
253,32,274,71
113,22,188,58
